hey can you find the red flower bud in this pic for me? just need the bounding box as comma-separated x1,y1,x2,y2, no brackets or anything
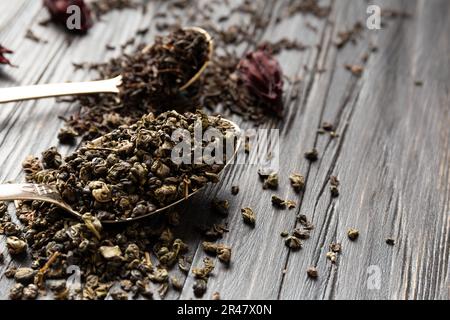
237,46,284,116
43,0,93,33
0,45,13,66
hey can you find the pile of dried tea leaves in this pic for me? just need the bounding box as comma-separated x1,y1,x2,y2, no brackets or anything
0,110,237,300
25,111,234,222
59,0,320,142
4,199,189,300
62,28,209,142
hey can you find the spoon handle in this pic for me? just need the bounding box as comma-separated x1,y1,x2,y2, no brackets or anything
0,183,81,218
0,183,60,202
0,75,122,104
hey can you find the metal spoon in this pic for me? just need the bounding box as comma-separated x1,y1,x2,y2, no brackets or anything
0,27,213,104
0,118,241,224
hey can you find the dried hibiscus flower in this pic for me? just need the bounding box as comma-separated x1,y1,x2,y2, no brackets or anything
0,44,14,66
237,46,284,116
43,0,93,33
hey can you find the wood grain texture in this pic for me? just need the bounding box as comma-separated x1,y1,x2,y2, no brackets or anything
0,0,448,300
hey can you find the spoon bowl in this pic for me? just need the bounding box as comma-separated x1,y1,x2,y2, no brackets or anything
0,118,241,224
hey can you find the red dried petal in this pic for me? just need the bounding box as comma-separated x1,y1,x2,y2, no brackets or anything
237,47,284,116
0,44,13,66
43,0,93,33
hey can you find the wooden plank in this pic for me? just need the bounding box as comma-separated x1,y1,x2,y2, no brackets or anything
0,0,448,300
279,0,450,300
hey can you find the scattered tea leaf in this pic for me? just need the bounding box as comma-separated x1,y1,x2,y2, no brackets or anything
211,198,230,216
289,173,305,192
326,251,337,263
306,267,318,279
271,195,286,208
304,148,319,162
285,236,302,250
263,172,279,190
330,185,339,197
386,238,395,246
329,243,342,253
347,228,359,241
345,64,364,76
212,291,221,300
241,207,256,225
286,200,296,209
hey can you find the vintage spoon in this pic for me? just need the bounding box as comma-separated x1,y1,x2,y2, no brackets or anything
0,118,241,224
0,27,213,104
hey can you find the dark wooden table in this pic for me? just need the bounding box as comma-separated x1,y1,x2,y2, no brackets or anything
0,0,448,300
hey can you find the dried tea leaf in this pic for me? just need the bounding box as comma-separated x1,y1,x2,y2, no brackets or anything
111,290,129,300
193,279,207,297
329,243,341,253
345,64,364,76
90,181,112,203
322,122,334,131
178,256,192,273
285,200,296,209
41,147,62,169
330,185,339,197
231,186,240,195
217,246,231,264
211,198,230,216
4,267,17,278
14,268,36,284
241,207,256,225
326,251,337,263
9,283,24,300
293,228,310,239
212,291,221,300
57,127,78,144
149,268,169,283
330,176,340,186
271,195,286,208
192,257,215,279
263,172,279,190
202,241,219,255
202,242,232,264
0,201,7,216
99,246,122,260
198,223,229,240
285,236,302,250
306,267,318,279
304,148,319,162
23,284,38,300
289,173,305,192
297,214,314,230
347,228,359,241
171,276,183,291
6,236,27,255
386,238,395,246
82,213,102,239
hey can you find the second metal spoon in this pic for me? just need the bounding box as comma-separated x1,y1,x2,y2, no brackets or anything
0,27,213,104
